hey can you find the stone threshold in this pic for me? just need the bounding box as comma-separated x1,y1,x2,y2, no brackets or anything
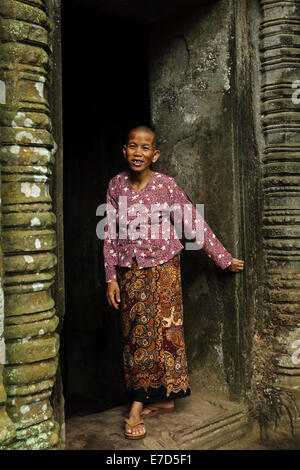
65,390,256,450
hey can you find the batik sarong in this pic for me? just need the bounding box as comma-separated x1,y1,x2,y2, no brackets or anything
117,253,191,403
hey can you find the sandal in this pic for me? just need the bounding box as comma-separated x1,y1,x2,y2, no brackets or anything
141,404,174,419
124,417,146,440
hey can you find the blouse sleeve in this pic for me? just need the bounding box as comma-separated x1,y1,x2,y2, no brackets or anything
103,180,119,283
168,178,233,270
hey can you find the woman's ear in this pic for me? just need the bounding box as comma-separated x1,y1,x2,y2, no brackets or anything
153,149,160,163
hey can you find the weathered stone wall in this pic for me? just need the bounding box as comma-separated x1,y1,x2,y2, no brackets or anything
0,0,60,449
148,0,256,400
248,0,300,444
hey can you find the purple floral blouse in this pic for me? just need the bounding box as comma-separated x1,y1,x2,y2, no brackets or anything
103,170,233,282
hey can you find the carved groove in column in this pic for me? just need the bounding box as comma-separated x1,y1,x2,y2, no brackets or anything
258,0,300,423
0,0,60,449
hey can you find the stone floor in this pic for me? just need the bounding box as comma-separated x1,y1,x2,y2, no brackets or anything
65,390,269,450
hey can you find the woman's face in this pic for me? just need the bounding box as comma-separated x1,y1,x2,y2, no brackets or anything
123,130,160,173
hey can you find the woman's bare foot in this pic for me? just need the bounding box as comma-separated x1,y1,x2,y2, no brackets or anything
141,400,175,418
125,401,146,438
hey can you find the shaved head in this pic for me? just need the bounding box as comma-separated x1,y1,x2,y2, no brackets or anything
126,126,157,148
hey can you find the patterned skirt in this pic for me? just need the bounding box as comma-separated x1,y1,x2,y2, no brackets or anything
116,253,191,403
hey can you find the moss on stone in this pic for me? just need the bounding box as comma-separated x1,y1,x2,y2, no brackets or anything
0,0,51,30
5,315,59,340
0,406,16,445
4,253,57,274
5,332,59,364
6,378,55,397
0,369,7,404
15,416,56,441
6,389,52,408
5,289,55,316
2,229,56,252
2,211,56,229
4,357,58,385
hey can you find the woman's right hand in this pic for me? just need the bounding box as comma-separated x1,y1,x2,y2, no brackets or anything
106,281,121,310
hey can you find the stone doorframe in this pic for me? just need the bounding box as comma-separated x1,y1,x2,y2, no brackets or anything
0,0,299,450
0,0,63,449
248,0,300,442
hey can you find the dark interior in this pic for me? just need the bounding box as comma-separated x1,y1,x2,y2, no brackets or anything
61,1,151,417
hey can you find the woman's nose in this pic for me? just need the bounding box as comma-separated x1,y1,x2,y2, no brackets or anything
134,147,142,156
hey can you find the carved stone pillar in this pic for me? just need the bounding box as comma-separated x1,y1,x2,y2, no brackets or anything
251,0,300,442
0,0,60,449
0,151,16,447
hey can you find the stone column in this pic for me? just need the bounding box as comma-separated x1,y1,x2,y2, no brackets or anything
250,0,300,442
0,0,60,449
0,137,16,446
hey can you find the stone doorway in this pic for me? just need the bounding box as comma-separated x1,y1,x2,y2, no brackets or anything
61,0,250,432
2,0,300,452
0,0,260,450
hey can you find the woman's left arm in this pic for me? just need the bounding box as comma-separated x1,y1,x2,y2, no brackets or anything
168,178,244,272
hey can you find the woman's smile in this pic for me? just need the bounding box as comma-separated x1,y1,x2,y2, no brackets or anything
131,159,144,167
